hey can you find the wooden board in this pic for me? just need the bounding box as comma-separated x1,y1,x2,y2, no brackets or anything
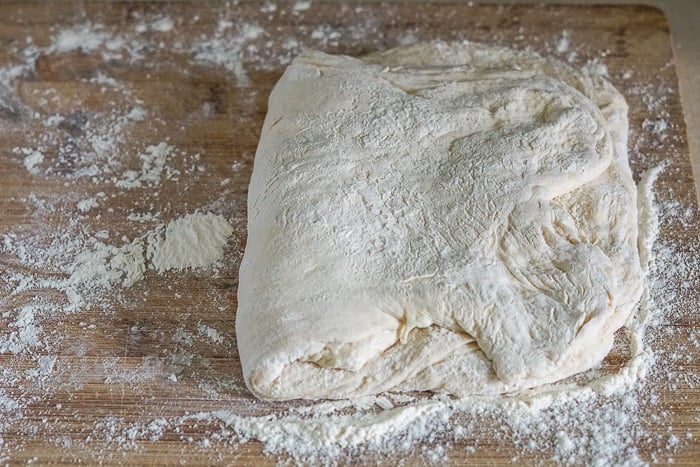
0,1,698,464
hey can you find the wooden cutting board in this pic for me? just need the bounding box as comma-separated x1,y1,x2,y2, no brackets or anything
0,1,698,464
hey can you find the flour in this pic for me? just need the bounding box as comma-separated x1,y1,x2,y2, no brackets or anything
135,17,175,34
195,380,659,465
0,306,42,354
50,23,151,63
197,323,225,345
69,238,145,299
642,118,669,141
52,25,110,53
126,106,146,121
208,399,451,458
2,211,233,315
260,3,277,14
18,148,44,174
77,192,106,212
127,212,160,222
114,142,179,189
76,197,99,212
555,30,570,53
293,0,313,12
191,21,265,85
147,213,233,273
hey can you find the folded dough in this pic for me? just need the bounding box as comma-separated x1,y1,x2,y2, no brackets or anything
236,41,643,400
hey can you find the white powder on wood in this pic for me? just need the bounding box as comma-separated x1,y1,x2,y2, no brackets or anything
0,306,42,354
19,148,44,174
207,399,450,458
114,142,178,189
135,16,175,34
52,25,110,53
555,30,570,53
191,22,265,85
2,211,232,314
71,238,145,288
293,0,312,12
147,213,233,273
197,323,225,345
76,192,106,212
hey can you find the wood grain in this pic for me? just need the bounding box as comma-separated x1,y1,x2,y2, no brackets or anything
0,1,697,464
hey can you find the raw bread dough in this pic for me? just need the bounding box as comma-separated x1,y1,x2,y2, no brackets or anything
236,41,643,400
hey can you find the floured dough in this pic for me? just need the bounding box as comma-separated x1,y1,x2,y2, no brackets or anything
236,41,643,400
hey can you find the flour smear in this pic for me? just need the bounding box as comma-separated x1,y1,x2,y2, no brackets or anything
0,2,697,465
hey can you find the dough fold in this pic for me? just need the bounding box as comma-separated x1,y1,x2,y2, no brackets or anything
236,41,643,400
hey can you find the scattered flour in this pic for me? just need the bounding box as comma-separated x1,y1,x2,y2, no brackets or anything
126,106,146,121
127,212,160,222
208,399,450,458
191,22,265,85
643,118,669,142
230,160,245,172
18,148,44,174
293,0,313,12
555,30,570,53
0,306,43,354
260,3,277,14
67,237,146,307
52,25,110,53
3,212,233,311
77,192,106,212
197,323,225,345
114,142,179,189
76,197,99,212
135,16,175,34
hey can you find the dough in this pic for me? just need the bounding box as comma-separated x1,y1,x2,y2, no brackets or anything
236,41,643,400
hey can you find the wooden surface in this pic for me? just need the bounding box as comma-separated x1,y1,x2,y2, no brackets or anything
0,1,698,464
